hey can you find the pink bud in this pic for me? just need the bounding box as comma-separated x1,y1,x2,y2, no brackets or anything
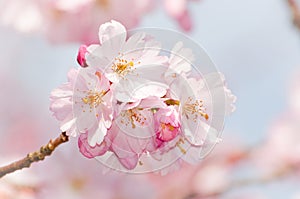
154,106,181,143
177,10,192,32
77,45,88,67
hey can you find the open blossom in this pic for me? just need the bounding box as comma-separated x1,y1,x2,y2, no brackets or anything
50,20,235,173
50,67,113,146
86,20,169,102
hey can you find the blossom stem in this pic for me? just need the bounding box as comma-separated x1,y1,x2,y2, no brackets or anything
0,132,69,179
287,0,300,29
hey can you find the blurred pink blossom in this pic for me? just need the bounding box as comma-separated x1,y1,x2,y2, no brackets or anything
0,0,200,44
35,141,156,199
252,114,300,175
192,164,230,196
0,0,153,44
288,70,300,114
0,166,39,199
163,0,196,31
147,138,247,199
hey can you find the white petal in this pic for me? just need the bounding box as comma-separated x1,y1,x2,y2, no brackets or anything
98,20,126,59
168,41,193,73
114,78,168,102
88,120,107,147
61,118,77,136
86,46,111,71
122,32,147,54
182,117,206,146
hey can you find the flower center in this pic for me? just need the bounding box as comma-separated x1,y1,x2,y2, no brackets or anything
183,97,209,121
161,123,175,131
96,0,109,8
112,57,135,78
82,90,108,110
71,177,86,191
120,108,147,129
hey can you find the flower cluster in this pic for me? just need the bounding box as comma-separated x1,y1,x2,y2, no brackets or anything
50,20,235,172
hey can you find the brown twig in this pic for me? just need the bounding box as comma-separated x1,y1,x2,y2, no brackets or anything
287,0,300,29
0,132,69,179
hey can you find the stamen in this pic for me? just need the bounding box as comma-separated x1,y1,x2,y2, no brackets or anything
96,0,109,8
112,56,135,78
176,138,186,154
120,108,147,129
160,123,175,131
183,97,209,121
81,89,109,112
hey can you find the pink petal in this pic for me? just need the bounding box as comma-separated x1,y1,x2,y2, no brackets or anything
118,155,139,170
78,133,108,158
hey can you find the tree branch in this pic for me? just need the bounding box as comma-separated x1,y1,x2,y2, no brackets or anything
0,132,69,179
287,0,300,29
185,165,295,199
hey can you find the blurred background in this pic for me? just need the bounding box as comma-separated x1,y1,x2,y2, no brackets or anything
0,0,300,198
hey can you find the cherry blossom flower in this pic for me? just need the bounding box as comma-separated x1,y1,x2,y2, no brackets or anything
50,67,113,146
86,20,169,103
166,73,236,161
